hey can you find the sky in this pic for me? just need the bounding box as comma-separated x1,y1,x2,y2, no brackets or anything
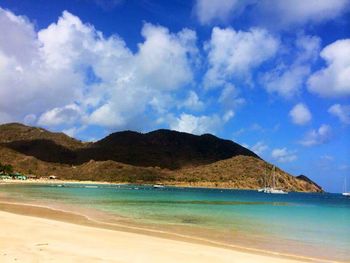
0,0,349,192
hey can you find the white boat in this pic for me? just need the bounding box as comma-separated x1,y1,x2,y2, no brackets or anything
263,166,288,194
258,167,274,192
266,188,288,194
258,187,271,192
342,176,350,196
153,184,165,188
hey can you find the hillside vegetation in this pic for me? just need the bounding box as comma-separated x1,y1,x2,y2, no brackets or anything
0,123,322,192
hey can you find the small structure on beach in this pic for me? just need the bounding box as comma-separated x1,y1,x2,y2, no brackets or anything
10,173,27,180
49,175,57,180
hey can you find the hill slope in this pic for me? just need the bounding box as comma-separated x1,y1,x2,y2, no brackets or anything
172,156,321,192
2,124,259,169
0,123,322,192
86,129,259,169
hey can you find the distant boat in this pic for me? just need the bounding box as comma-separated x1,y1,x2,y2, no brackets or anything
263,166,288,194
342,176,350,196
258,166,270,192
153,184,165,188
265,188,288,194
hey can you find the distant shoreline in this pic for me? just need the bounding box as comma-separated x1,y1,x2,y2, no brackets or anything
0,179,322,193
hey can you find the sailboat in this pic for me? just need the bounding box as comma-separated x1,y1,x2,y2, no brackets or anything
258,165,271,192
263,166,288,194
342,176,350,196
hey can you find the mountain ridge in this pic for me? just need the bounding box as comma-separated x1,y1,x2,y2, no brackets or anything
0,123,322,192
2,123,259,169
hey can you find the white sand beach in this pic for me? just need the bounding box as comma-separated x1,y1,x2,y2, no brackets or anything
0,210,307,263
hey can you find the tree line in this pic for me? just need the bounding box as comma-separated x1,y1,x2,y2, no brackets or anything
0,162,14,174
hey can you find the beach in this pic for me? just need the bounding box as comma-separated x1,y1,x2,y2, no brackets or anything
0,209,305,263
0,182,349,262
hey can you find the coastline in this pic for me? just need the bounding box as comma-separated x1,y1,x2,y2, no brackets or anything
0,201,316,263
1,181,347,262
0,194,337,263
0,179,123,185
0,178,321,193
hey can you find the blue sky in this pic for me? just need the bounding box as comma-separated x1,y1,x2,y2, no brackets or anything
0,0,349,192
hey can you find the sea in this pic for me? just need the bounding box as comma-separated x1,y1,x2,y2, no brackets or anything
0,183,349,262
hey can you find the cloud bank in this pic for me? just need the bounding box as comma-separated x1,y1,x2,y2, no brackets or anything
0,8,200,133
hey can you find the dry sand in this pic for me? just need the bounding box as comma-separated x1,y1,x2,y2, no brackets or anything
0,210,308,263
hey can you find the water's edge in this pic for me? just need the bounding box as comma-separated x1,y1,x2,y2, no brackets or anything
0,183,349,262
0,200,323,263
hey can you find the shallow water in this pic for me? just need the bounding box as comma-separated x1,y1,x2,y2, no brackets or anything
1,183,349,261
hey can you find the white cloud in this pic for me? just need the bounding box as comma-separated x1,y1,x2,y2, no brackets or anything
0,8,38,65
262,65,310,98
299,124,332,146
251,141,268,155
223,110,234,122
218,84,245,110
289,103,312,125
194,0,250,25
169,113,226,135
257,0,350,27
294,34,321,64
0,8,199,133
135,24,197,91
204,27,279,88
308,39,350,98
194,0,350,27
271,148,297,163
62,127,80,137
23,114,37,125
181,91,204,111
38,104,83,127
328,104,350,124
87,23,198,129
0,9,84,122
261,35,320,98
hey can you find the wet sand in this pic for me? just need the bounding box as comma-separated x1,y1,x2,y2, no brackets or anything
0,206,311,263
0,181,341,262
0,199,326,263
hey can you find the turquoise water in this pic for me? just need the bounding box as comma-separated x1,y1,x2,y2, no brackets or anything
1,183,349,261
